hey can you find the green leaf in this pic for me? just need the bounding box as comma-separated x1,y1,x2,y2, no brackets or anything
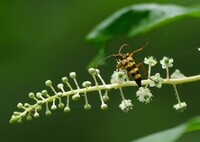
132,125,186,142
185,116,200,132
87,3,200,44
86,3,200,67
131,115,200,142
86,43,106,68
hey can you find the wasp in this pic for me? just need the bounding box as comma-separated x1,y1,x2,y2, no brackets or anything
96,42,148,87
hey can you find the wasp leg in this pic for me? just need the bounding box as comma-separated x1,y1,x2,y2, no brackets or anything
125,70,130,81
116,63,123,69
136,62,147,78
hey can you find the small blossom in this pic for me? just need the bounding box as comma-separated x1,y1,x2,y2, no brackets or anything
119,99,133,112
173,102,187,111
149,73,164,88
110,69,127,84
144,56,157,66
171,69,186,79
136,87,153,104
160,56,173,69
198,48,200,51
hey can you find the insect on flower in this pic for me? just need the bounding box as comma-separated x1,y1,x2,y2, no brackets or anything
96,42,148,87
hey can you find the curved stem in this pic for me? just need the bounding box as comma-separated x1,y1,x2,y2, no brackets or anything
10,74,200,123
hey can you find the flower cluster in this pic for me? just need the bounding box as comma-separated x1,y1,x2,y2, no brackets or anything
160,56,173,69
10,54,199,124
110,69,127,84
171,69,186,79
142,56,187,111
149,73,164,88
144,56,157,66
173,102,187,112
136,87,153,104
119,99,133,112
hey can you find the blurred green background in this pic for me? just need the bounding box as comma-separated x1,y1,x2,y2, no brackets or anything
1,0,200,142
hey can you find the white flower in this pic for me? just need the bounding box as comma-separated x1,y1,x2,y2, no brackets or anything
198,48,200,51
160,56,173,69
173,102,187,111
144,56,157,66
110,69,127,84
149,73,164,88
136,87,153,104
119,99,133,113
171,69,186,79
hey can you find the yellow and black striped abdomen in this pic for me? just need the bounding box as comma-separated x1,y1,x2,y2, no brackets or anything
122,58,142,87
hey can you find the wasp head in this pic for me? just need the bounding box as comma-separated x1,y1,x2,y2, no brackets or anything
116,53,129,60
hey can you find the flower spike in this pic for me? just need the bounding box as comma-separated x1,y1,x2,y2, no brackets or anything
9,56,200,123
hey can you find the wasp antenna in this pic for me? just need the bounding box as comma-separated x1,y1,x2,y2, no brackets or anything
96,54,116,68
140,40,149,51
119,44,130,53
129,41,149,57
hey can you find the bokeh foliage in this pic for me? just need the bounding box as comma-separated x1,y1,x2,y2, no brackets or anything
1,1,200,142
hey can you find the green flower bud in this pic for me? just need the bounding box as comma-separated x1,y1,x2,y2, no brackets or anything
62,77,68,83
58,103,65,109
36,105,42,111
57,83,64,89
17,119,22,123
45,110,52,116
41,90,48,95
95,69,100,74
28,92,35,98
26,115,32,121
17,103,23,109
103,95,109,102
72,94,80,101
34,112,40,118
64,107,70,113
24,103,30,108
84,104,91,110
69,72,76,78
36,92,42,98
51,105,57,110
88,68,96,75
101,104,108,110
45,80,52,87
